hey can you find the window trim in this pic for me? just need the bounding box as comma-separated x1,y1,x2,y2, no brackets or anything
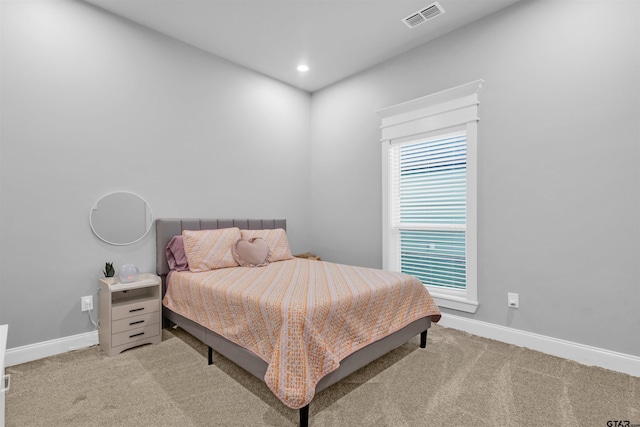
377,80,483,313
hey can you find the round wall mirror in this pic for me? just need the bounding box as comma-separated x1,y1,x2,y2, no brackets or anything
90,192,153,245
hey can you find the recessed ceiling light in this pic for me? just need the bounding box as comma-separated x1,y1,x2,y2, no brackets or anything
297,65,309,72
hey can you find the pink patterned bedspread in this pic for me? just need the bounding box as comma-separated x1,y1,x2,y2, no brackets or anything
163,258,440,409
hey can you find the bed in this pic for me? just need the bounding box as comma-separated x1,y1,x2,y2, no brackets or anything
156,218,440,426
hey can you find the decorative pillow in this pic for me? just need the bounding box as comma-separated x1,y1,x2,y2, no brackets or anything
232,237,271,267
182,228,241,272
240,228,293,262
165,235,189,271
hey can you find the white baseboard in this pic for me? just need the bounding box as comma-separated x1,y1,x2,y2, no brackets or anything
5,331,98,367
5,317,639,378
438,313,640,377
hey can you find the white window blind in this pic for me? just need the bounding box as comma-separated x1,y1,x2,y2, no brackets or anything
390,133,467,290
378,80,482,313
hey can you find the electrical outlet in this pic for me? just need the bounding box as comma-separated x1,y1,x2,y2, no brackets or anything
507,292,519,308
81,295,93,312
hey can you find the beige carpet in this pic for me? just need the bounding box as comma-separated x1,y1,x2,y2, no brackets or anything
6,325,639,426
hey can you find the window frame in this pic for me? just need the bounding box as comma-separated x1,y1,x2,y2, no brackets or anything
377,80,483,313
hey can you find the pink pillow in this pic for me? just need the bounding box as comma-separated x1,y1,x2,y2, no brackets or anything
165,235,189,271
182,228,241,272
240,229,293,262
232,237,271,267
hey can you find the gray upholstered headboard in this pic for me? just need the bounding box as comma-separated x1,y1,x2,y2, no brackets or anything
155,218,287,277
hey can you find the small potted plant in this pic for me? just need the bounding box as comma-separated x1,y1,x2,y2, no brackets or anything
103,262,115,278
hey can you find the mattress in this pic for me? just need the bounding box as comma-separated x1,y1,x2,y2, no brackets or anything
163,257,440,409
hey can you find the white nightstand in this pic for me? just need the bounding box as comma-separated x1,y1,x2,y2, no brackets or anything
98,273,162,356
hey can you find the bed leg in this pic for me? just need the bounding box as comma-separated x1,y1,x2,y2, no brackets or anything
300,404,309,427
208,346,213,365
420,330,428,348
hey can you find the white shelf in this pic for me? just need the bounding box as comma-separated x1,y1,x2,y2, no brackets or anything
102,273,159,292
111,294,157,308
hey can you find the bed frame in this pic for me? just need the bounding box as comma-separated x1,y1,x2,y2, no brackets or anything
156,218,433,427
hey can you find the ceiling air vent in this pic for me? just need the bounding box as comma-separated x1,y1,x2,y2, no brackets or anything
402,2,445,29
404,12,426,28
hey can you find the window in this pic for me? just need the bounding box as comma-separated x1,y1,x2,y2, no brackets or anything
377,80,483,313
392,133,467,288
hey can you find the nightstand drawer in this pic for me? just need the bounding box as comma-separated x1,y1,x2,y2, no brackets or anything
112,298,159,321
112,312,160,334
111,324,160,348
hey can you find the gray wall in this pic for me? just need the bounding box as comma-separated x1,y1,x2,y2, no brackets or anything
310,0,640,356
2,0,639,359
0,0,311,348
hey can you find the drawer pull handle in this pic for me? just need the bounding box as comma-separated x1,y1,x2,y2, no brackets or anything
129,332,145,338
129,308,144,313
129,320,144,326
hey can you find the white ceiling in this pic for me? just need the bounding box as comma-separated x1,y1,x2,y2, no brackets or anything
85,0,520,92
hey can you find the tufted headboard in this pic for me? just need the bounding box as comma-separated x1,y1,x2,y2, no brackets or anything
155,218,287,279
